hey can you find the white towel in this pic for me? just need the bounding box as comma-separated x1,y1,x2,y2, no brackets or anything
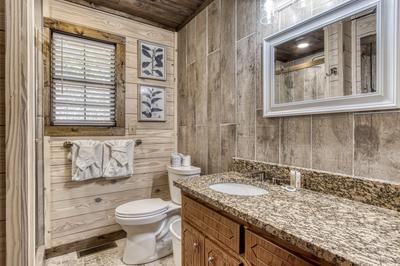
102,139,134,179
71,140,103,181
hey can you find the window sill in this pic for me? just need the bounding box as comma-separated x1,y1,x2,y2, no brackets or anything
44,126,125,137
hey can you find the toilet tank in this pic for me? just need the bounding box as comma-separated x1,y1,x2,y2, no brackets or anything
167,166,201,205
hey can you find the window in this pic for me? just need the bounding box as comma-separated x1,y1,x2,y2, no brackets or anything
43,18,126,136
52,33,116,126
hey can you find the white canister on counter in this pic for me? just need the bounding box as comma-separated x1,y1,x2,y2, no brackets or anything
182,155,191,167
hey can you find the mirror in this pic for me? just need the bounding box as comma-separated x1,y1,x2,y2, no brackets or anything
263,0,399,117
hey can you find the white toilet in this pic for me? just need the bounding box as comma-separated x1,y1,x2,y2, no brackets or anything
115,165,200,265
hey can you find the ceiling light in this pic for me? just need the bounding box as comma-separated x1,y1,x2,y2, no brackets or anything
297,42,310,49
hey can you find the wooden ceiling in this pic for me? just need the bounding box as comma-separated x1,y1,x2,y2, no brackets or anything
64,0,211,31
275,29,325,62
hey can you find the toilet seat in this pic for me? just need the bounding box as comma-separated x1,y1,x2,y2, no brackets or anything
115,198,180,226
116,198,169,218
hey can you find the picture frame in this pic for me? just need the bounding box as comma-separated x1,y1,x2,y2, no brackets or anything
138,40,167,81
138,84,167,122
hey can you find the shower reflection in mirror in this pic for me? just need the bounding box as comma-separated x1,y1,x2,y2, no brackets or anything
274,8,377,104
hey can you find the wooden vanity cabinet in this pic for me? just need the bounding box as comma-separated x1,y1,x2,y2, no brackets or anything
182,194,322,266
183,222,205,266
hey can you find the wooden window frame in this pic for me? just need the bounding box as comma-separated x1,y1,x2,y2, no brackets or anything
43,17,126,136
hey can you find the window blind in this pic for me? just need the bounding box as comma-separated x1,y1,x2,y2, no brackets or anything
51,32,116,126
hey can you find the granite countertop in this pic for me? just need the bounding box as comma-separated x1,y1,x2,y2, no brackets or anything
174,172,400,266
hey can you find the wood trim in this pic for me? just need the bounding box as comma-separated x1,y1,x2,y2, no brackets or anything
43,18,126,136
43,17,125,44
176,0,214,31
43,137,52,248
6,0,37,264
44,126,125,136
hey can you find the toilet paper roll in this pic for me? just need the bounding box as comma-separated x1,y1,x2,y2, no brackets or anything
182,155,191,167
170,153,182,167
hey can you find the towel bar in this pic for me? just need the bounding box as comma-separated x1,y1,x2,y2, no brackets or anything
63,139,142,149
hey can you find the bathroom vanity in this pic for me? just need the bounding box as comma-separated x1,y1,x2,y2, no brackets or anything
182,195,319,266
176,172,400,266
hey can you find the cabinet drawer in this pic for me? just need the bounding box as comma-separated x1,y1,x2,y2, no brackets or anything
245,230,314,266
182,195,241,253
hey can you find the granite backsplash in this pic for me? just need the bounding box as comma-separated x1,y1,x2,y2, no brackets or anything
231,158,400,212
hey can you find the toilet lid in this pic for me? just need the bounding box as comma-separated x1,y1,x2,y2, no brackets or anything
115,198,169,218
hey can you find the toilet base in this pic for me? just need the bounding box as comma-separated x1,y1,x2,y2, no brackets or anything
122,231,173,265
119,213,180,265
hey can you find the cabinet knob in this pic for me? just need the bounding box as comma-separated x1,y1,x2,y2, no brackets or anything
193,242,199,251
208,256,214,264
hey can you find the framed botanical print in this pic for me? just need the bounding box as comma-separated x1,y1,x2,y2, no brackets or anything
138,40,166,80
138,85,166,122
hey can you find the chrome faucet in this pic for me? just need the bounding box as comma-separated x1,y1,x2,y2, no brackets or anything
246,170,269,182
246,170,282,185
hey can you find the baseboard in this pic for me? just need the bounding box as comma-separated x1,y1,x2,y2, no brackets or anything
45,230,126,259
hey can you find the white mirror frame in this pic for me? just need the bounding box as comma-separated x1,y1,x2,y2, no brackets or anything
263,0,399,117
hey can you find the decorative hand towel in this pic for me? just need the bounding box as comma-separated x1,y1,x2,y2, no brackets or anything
71,140,103,181
103,139,134,179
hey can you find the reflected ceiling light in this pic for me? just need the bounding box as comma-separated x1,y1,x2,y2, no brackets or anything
297,42,310,49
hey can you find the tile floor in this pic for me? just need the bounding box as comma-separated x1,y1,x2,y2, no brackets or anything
45,239,174,266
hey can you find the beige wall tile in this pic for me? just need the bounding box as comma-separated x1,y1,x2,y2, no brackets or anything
256,110,280,163
208,124,221,173
195,125,208,174
177,0,400,185
177,126,187,157
221,124,237,171
220,0,236,124
186,62,197,125
186,19,196,65
177,28,187,126
237,35,256,159
207,51,221,125
281,116,311,168
312,113,353,175
237,0,257,40
312,0,351,16
354,112,400,182
207,0,221,53
195,10,208,126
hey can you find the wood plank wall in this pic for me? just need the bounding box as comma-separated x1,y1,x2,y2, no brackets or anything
178,0,400,184
0,0,4,262
43,0,177,248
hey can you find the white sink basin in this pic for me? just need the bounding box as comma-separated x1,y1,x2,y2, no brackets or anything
209,183,267,196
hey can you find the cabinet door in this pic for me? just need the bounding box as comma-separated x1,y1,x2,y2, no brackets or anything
205,239,242,266
183,222,205,266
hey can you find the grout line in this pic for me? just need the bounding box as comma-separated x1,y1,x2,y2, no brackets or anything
352,112,355,177
207,48,220,56
310,115,313,169
206,5,209,173
236,31,257,43
234,0,238,159
278,117,282,164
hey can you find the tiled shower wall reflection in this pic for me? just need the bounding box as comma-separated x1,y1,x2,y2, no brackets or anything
177,0,400,183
